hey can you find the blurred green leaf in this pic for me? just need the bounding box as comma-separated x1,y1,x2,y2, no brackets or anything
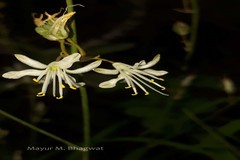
204,151,238,160
191,75,222,90
66,151,82,160
122,147,150,160
219,119,240,137
182,98,229,114
92,121,128,144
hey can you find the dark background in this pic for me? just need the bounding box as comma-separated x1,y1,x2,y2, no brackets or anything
0,0,240,160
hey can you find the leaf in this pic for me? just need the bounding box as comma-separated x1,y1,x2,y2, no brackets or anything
91,121,128,144
204,151,238,160
191,75,221,90
182,98,229,114
219,119,240,137
122,147,150,160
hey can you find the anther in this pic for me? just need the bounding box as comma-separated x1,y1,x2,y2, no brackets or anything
70,86,77,90
145,92,149,95
150,79,154,82
159,78,164,81
161,86,166,90
56,96,63,99
125,86,131,89
36,92,45,97
60,84,66,88
33,78,39,83
131,93,138,96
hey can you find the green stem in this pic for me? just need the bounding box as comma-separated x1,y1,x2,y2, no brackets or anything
66,0,78,54
183,109,240,158
67,38,86,56
0,109,79,147
59,39,69,56
66,0,90,160
186,0,200,61
80,87,91,147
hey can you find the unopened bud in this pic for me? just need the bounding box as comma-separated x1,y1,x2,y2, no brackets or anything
173,21,190,36
222,77,235,94
181,75,196,87
33,10,75,41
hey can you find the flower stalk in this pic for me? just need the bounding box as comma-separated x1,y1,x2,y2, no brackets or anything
65,0,90,160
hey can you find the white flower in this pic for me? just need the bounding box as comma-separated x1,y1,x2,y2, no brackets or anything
94,54,168,96
2,53,102,99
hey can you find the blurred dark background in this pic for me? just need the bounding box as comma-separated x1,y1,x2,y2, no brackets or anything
0,0,240,160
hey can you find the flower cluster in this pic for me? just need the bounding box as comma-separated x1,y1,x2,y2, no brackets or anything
2,7,168,99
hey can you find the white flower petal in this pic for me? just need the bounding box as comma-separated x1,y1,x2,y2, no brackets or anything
113,62,130,70
15,54,47,69
76,82,85,87
66,60,102,74
58,53,81,69
138,54,160,69
133,60,146,68
143,69,168,76
99,78,121,88
93,68,119,75
2,69,43,79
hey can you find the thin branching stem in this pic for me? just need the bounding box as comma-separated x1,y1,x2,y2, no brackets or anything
59,39,69,56
67,38,86,56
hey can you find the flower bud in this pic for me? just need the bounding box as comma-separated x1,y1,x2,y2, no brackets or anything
222,77,235,94
33,10,75,41
173,21,190,36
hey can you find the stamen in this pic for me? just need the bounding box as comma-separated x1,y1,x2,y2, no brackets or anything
56,96,63,99
70,86,77,90
61,84,66,88
33,78,39,83
145,92,149,95
161,86,166,90
131,92,138,96
150,79,154,82
159,78,164,81
37,92,45,97
125,86,131,89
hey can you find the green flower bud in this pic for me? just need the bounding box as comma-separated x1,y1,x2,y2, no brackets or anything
33,10,75,41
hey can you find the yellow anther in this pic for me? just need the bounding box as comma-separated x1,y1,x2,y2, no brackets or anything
125,86,131,89
70,86,77,90
56,96,63,99
36,92,45,97
150,79,154,82
60,84,66,88
159,78,164,81
145,92,149,95
161,86,166,90
33,78,39,83
131,92,138,96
